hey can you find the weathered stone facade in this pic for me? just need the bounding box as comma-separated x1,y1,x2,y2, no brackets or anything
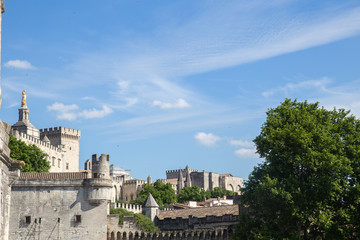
9,170,113,239
167,166,243,194
0,121,23,240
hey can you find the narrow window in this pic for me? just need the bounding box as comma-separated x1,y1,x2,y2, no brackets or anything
93,173,98,178
75,215,81,223
58,159,61,168
66,163,69,170
25,216,31,224
52,157,55,166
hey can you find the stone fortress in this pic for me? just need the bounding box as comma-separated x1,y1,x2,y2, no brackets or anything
11,90,81,172
166,165,243,194
3,93,244,239
0,3,243,238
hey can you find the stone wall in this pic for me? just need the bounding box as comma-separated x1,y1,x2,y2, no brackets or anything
112,202,143,214
0,121,23,240
121,179,144,202
10,176,112,240
107,214,234,240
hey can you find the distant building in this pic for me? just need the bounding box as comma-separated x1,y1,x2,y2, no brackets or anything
166,165,243,194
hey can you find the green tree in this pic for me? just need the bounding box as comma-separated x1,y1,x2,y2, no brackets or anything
210,187,234,198
8,135,50,172
234,99,360,239
138,179,177,209
178,186,211,203
110,208,159,232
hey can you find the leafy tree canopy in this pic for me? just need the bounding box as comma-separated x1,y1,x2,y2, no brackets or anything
138,179,177,209
234,99,360,239
178,186,210,203
8,135,50,172
110,208,159,232
210,187,234,198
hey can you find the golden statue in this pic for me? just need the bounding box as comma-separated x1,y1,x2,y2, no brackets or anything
21,90,27,107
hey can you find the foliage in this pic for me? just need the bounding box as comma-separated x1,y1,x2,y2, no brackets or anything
234,99,360,239
8,135,50,172
110,208,159,232
210,187,234,198
178,186,210,203
177,186,234,203
138,179,177,209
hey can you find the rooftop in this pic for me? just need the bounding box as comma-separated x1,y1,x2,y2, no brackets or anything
157,205,238,220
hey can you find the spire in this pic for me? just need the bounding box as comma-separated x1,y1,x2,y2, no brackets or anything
42,135,50,143
143,193,159,208
185,165,192,187
11,90,40,139
177,168,184,193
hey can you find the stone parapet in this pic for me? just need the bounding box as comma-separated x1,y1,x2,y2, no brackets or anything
40,126,81,139
112,203,142,214
20,172,89,180
11,130,62,152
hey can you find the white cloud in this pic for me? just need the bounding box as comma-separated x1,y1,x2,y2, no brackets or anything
194,132,221,146
234,148,258,158
4,60,35,69
152,98,191,109
47,102,79,112
47,102,113,121
262,78,333,97
78,105,113,119
229,139,254,148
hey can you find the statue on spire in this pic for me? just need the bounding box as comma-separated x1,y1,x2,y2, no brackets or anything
21,90,27,108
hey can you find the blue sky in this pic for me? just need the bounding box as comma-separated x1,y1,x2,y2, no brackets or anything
1,0,360,180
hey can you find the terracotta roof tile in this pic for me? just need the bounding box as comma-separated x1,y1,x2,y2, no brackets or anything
157,205,238,220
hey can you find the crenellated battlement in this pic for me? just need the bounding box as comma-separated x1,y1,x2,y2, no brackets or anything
11,130,62,153
123,179,145,186
112,203,143,214
40,126,81,138
166,168,198,174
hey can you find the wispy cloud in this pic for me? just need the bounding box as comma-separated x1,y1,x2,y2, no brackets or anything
47,102,113,121
194,132,221,146
262,77,333,97
152,98,191,109
65,2,360,114
229,139,254,148
234,148,258,159
4,60,36,69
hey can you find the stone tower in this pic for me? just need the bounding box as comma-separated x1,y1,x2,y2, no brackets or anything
185,165,192,187
147,175,152,184
40,127,80,172
91,153,110,179
177,168,184,193
11,91,40,139
142,193,159,222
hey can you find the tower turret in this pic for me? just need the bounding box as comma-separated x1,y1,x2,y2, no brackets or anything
91,154,110,179
40,127,81,171
177,168,184,193
185,165,192,187
11,90,40,138
142,193,159,222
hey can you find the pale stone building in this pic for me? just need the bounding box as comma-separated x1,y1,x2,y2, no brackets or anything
9,154,113,240
11,94,80,172
166,165,243,194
